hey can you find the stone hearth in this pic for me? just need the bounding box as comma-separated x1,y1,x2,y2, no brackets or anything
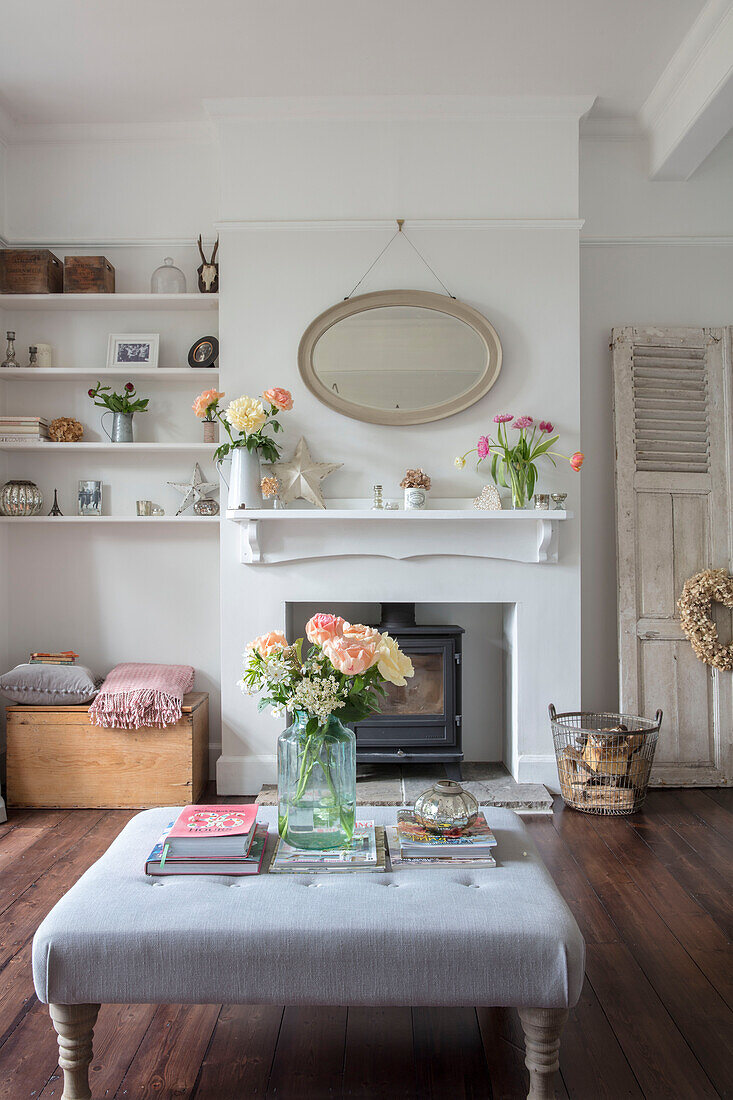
256,762,553,814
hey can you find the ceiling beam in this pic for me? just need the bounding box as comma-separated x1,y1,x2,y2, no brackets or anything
640,0,733,179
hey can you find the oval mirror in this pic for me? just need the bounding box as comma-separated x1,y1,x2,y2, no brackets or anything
298,290,502,426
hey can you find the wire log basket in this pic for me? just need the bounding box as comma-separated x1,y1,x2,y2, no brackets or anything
549,705,662,815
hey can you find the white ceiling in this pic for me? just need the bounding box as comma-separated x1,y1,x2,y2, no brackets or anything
0,0,707,126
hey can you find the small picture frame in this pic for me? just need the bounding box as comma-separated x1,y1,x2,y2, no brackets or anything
107,334,159,369
188,335,219,369
78,480,103,517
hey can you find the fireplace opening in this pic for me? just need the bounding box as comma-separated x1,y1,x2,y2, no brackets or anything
286,601,507,773
352,603,465,779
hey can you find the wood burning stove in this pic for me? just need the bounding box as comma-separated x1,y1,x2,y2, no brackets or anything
354,604,464,779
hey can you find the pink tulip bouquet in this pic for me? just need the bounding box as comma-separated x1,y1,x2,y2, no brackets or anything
455,415,584,508
240,614,414,727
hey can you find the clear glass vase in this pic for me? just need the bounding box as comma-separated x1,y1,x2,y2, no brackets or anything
277,711,356,849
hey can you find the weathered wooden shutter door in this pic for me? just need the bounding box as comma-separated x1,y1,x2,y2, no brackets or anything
612,326,732,786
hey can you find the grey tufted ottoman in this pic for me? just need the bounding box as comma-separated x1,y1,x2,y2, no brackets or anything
32,805,584,1099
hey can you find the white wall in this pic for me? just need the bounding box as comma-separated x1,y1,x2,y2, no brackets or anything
579,134,733,711
215,99,584,791
4,125,219,243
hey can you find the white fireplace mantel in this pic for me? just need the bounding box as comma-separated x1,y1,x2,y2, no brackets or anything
226,500,571,565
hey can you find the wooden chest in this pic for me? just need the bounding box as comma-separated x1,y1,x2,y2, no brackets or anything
6,692,209,809
63,255,115,293
0,249,64,293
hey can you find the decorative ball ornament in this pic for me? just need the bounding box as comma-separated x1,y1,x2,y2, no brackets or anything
473,484,502,510
49,416,84,442
678,568,733,672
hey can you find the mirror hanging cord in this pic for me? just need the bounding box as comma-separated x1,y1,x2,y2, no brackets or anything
344,219,456,300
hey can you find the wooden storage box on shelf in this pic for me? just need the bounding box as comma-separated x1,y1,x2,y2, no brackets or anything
0,249,63,293
63,255,115,293
6,692,208,809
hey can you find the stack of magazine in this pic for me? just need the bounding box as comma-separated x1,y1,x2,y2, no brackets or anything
270,820,386,874
386,809,498,868
145,804,268,876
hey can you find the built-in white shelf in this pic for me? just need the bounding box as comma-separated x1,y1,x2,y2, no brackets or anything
0,367,219,381
0,293,219,311
0,515,220,525
226,501,571,565
0,441,216,453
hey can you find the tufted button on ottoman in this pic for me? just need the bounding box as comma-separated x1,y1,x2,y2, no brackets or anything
33,805,584,1099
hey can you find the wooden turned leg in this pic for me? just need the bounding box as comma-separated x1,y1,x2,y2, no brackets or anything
49,1003,100,1100
518,1007,568,1100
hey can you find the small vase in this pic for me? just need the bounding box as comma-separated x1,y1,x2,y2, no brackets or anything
224,447,262,510
404,487,428,510
202,419,218,444
277,712,356,849
101,411,134,443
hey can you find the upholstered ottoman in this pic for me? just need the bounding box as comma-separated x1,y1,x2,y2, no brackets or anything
33,806,584,1099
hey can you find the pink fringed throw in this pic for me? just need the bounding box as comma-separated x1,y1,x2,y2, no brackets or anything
89,662,195,729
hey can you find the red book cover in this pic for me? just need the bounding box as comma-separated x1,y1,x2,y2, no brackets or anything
167,804,257,840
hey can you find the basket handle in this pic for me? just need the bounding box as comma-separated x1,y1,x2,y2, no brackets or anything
548,703,557,720
655,709,663,728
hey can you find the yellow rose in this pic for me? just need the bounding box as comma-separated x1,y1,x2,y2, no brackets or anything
225,396,267,435
376,633,414,687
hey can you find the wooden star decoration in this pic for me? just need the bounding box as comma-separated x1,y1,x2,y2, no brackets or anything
268,437,342,508
168,463,218,515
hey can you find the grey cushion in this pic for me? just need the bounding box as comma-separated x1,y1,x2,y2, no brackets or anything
33,806,584,1009
0,663,97,706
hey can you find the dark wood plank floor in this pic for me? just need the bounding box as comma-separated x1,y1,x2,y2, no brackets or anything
0,788,731,1099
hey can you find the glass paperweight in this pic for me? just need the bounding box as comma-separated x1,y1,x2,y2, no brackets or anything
150,257,186,294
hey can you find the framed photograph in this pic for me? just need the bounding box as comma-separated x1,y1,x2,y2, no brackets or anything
78,480,103,517
188,335,219,369
106,334,159,369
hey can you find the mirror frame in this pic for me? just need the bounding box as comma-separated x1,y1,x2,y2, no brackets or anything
297,289,502,426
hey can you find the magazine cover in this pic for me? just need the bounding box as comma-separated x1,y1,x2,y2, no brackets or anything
396,810,497,847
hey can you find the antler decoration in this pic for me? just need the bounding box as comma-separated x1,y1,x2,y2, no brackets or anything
210,236,219,265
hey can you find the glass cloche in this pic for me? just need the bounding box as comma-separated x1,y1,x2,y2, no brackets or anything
150,257,186,294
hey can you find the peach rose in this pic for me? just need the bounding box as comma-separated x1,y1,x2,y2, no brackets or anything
305,613,345,646
247,630,288,658
192,389,224,419
263,387,294,411
324,634,379,676
343,622,380,644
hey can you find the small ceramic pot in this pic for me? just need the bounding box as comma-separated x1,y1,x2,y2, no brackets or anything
404,487,428,510
413,779,479,834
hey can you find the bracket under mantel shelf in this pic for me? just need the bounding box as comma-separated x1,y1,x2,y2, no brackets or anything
226,499,571,566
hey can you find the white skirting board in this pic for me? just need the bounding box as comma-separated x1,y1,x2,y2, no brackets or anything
515,754,561,794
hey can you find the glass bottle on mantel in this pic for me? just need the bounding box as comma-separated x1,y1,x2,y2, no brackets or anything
1,331,18,369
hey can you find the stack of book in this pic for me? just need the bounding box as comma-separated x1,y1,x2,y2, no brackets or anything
145,804,267,876
270,820,386,874
0,416,49,443
30,650,78,665
387,809,498,868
